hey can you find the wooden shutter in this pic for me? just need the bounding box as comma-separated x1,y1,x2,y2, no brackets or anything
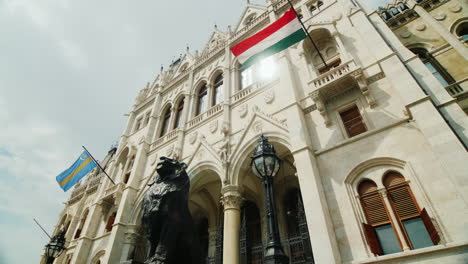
387,186,419,220
106,214,116,232
362,223,383,255
361,194,390,226
340,106,367,137
420,208,440,245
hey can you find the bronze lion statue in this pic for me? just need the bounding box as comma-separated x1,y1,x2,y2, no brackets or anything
141,157,200,264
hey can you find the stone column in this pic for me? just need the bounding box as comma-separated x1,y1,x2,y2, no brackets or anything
120,230,140,262
221,187,243,264
379,189,410,251
410,2,468,60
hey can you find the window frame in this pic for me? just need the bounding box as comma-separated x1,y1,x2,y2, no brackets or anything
173,98,185,129
212,74,224,106
196,84,208,115
159,106,172,138
335,100,370,139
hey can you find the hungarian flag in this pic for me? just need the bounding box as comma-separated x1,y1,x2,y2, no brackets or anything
231,8,306,68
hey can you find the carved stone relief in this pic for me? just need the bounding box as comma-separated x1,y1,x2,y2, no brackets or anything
209,120,218,133
264,89,275,104
238,104,248,118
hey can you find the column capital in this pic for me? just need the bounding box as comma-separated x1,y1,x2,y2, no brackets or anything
221,186,243,210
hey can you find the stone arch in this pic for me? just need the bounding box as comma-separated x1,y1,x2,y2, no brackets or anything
208,67,225,85
191,78,209,96
302,27,340,70
91,250,105,264
344,157,406,189
230,131,291,186
158,102,173,119
188,161,224,183
449,17,468,36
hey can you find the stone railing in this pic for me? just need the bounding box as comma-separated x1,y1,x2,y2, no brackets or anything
232,86,254,103
187,113,206,129
207,104,223,117
446,78,468,98
310,59,357,90
152,129,180,148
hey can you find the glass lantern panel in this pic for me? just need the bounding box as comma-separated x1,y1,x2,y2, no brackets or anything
254,157,266,177
273,159,280,176
264,156,275,176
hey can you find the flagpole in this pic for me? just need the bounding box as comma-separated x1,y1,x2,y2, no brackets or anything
82,146,116,185
33,218,52,239
286,0,328,67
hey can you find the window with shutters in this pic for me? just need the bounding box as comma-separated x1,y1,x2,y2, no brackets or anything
105,212,116,232
339,105,367,138
358,180,402,255
358,173,440,256
383,172,439,250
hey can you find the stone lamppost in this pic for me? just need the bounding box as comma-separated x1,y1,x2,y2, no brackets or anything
251,135,289,264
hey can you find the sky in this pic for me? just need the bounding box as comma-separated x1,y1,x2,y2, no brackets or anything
0,0,389,263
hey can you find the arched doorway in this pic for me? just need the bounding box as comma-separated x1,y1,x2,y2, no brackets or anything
189,167,223,264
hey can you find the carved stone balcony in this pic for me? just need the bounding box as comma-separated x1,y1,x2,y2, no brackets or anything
152,129,180,148
308,59,377,126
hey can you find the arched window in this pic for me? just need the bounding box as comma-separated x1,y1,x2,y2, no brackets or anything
160,107,172,137
196,84,208,115
455,22,468,42
240,201,263,264
381,11,392,21
390,7,400,16
411,48,455,87
123,156,134,184
74,209,89,239
317,1,324,9
383,172,437,250
359,174,440,256
173,98,185,129
359,179,401,255
212,74,224,106
397,2,408,11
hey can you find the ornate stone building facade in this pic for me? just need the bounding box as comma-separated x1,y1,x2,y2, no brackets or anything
44,0,468,263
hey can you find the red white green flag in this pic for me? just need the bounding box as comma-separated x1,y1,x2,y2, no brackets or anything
231,8,306,68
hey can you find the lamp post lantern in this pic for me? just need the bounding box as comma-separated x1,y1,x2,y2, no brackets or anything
251,135,289,264
44,230,66,264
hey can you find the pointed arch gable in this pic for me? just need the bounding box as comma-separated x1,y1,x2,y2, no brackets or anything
230,131,291,186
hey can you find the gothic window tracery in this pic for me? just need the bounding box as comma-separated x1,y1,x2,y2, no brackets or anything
174,97,185,129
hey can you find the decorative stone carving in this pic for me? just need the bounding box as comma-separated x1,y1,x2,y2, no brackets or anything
238,104,248,118
189,132,198,145
221,194,243,210
253,120,263,133
209,120,218,133
310,91,331,126
197,149,205,160
448,5,462,13
416,24,426,31
434,13,446,21
399,30,412,38
353,71,377,108
135,82,151,105
263,89,275,104
219,124,230,166
124,232,140,244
